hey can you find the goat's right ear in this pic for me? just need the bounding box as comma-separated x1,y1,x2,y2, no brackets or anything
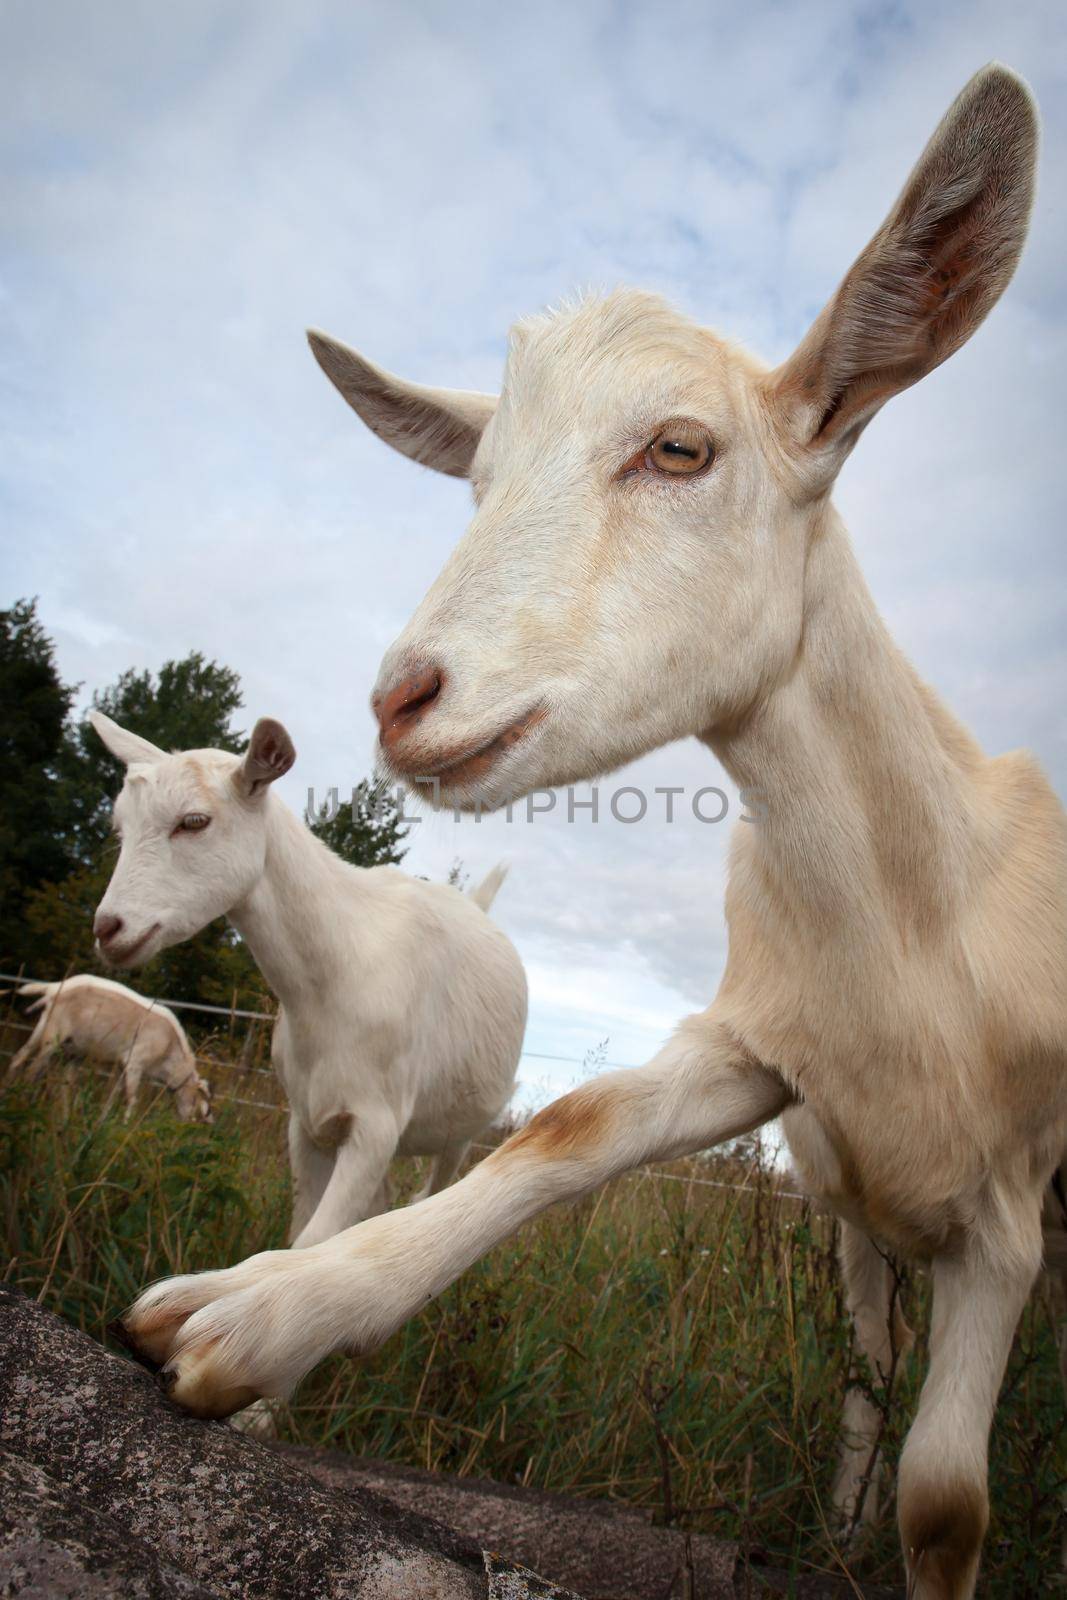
234,718,297,799
307,330,496,478
89,711,166,768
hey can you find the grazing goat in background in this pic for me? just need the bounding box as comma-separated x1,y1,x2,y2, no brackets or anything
7,974,211,1123
116,67,1065,1599
90,712,527,1248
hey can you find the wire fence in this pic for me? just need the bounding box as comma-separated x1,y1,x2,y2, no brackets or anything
0,968,808,1201
0,970,637,1077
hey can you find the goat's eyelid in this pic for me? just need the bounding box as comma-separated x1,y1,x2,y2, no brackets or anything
172,812,212,836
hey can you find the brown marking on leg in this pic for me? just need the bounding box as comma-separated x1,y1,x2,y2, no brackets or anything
899,1476,987,1598
318,1110,354,1145
498,1083,611,1161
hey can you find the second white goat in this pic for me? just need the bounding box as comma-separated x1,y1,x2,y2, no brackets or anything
90,712,527,1247
8,974,211,1123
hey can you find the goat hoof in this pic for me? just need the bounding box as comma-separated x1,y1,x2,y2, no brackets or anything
108,1311,183,1372
107,1316,163,1373
160,1346,261,1420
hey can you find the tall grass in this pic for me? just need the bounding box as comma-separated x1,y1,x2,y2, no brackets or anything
2,1036,1062,1595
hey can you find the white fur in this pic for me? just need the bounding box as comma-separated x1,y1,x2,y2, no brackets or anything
121,67,1062,1599
91,713,527,1248
8,974,210,1122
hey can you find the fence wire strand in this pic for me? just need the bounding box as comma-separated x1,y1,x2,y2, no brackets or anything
0,970,807,1201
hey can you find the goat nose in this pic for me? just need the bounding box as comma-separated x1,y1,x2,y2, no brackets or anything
94,913,124,946
374,667,443,750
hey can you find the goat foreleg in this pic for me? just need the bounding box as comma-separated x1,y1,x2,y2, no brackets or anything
289,1100,399,1248
115,1012,789,1418
414,1140,472,1201
287,1117,335,1244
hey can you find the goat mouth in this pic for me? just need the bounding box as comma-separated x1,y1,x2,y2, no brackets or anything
404,706,547,792
101,922,162,967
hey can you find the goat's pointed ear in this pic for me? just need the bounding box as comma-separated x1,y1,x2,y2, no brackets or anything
234,718,296,798
764,64,1038,479
307,329,496,478
89,711,166,768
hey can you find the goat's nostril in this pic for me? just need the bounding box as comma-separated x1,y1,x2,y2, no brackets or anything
376,668,443,748
94,913,124,946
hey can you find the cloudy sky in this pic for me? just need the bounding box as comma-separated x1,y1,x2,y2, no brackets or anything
3,0,1065,1106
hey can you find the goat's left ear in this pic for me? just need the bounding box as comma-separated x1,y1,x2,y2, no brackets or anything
234,718,296,798
307,329,497,478
765,64,1037,480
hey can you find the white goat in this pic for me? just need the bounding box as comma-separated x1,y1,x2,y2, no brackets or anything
7,974,211,1122
90,712,527,1248
116,67,1064,1599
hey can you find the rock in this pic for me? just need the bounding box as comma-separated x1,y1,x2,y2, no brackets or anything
0,1287,898,1599
276,1446,739,1600
275,1448,902,1598
0,1286,576,1599
0,1451,216,1598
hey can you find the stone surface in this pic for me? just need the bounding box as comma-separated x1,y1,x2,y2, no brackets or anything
278,1446,739,1600
0,1286,570,1599
0,1286,898,1599
0,1451,216,1598
275,1448,903,1598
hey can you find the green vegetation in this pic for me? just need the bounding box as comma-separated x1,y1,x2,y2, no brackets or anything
1,1035,1060,1597
0,599,79,952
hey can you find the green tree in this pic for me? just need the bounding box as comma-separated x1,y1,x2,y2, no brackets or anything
0,599,78,966
308,777,410,869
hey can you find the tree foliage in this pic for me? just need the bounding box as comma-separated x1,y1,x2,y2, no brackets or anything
0,600,78,965
307,778,410,869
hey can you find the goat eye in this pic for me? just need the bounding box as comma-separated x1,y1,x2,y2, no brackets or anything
176,813,211,834
648,423,713,476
